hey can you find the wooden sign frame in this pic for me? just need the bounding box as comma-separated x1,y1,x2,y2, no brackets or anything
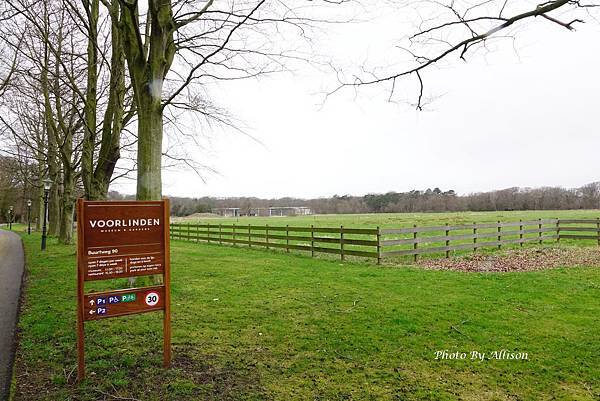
76,199,171,382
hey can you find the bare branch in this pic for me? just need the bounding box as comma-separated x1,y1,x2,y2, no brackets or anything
330,0,596,109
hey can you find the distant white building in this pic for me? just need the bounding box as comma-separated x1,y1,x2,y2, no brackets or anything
212,206,312,217
250,207,312,217
212,207,241,217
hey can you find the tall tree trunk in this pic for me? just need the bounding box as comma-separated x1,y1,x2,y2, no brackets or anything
41,1,61,237
49,177,63,236
81,0,99,199
37,185,44,231
130,97,163,286
58,117,74,244
89,0,125,200
46,121,61,237
120,0,175,201
35,127,46,231
120,0,175,285
59,167,75,244
136,99,163,200
59,202,74,243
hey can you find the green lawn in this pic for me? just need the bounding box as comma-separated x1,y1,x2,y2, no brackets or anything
11,229,600,401
174,210,600,263
174,209,600,228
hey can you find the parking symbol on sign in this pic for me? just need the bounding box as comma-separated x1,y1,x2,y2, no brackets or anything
145,292,159,306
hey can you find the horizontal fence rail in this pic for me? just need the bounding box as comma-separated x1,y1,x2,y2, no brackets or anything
170,218,600,264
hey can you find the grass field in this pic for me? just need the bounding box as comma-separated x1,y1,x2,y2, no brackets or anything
173,210,600,263
174,209,600,228
11,227,599,401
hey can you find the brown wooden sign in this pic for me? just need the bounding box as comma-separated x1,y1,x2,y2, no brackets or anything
76,199,171,382
80,201,166,280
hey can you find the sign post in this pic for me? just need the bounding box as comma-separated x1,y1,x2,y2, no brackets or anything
76,199,171,382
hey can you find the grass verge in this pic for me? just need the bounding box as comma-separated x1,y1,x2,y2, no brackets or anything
11,230,600,400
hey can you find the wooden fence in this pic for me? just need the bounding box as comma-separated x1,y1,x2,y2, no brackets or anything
380,219,559,261
169,223,381,261
556,219,600,244
170,218,600,263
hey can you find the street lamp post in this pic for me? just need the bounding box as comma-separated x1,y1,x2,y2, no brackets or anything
41,178,52,250
9,206,13,230
27,199,32,235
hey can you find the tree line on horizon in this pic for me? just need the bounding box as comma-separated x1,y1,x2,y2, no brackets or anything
149,183,600,217
2,149,599,222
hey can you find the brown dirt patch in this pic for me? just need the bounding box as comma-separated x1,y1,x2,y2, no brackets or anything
418,246,600,272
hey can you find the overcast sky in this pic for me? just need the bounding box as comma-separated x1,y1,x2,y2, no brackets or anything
112,3,600,199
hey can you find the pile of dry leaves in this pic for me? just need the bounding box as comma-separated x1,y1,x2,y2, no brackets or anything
418,246,600,272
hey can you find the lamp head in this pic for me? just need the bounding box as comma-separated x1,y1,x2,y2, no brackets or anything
27,199,32,207
43,177,52,191
9,205,13,211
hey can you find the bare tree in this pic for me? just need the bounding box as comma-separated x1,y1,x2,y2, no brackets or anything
0,4,22,97
0,0,89,243
3,0,352,214
74,0,132,200
579,182,600,208
103,0,348,200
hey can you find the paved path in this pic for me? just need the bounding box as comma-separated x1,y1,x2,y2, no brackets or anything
0,230,24,401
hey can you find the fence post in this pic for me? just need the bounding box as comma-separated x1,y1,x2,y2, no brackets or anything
266,224,270,250
286,225,290,253
187,223,190,241
340,225,345,262
473,222,477,253
413,224,418,263
233,223,236,246
538,218,543,245
208,223,211,244
497,220,501,250
519,219,523,247
556,218,560,243
597,218,600,247
445,223,450,258
311,225,315,257
248,224,251,248
219,224,223,245
376,226,381,265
